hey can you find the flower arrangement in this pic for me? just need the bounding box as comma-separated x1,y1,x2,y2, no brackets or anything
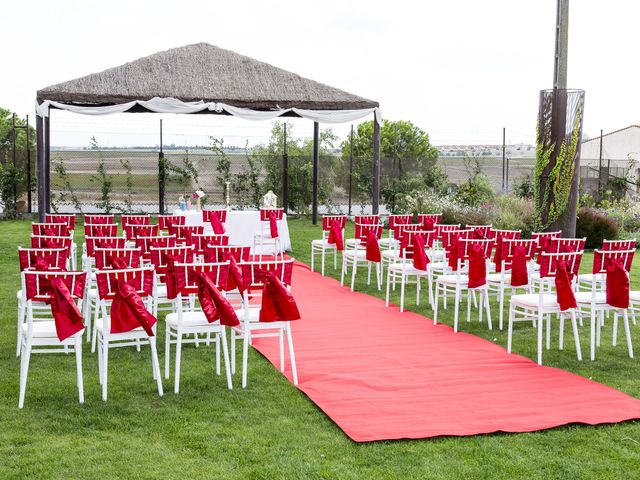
192,190,206,211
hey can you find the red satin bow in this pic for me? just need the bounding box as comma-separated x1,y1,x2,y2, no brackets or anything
447,237,459,270
110,280,157,336
223,254,245,294
49,277,85,341
412,235,429,271
327,220,344,251
107,255,128,269
606,258,629,309
211,214,226,234
269,212,279,238
423,217,435,230
193,271,240,327
493,237,504,272
259,273,301,322
555,260,577,311
162,253,180,300
467,244,487,288
510,246,529,287
365,231,381,262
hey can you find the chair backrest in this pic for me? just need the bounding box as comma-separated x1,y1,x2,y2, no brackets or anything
354,223,383,241
403,230,437,250
134,235,177,254
32,222,70,237
260,208,284,221
172,262,230,296
84,214,115,225
94,247,143,270
532,230,562,248
441,229,470,250
602,239,636,251
84,224,118,237
491,228,522,242
388,215,413,229
321,215,347,231
157,214,186,230
23,270,87,304
435,224,462,240
169,224,204,240
85,236,126,257
466,225,492,237
417,213,443,226
548,237,586,254
30,235,73,254
203,245,251,263
44,214,75,230
18,247,69,271
393,223,422,240
239,259,295,292
457,239,494,263
501,239,538,270
354,214,379,225
539,251,583,279
593,249,635,274
124,224,159,240
202,209,228,223
121,215,151,229
149,245,195,272
191,233,229,252
95,266,155,301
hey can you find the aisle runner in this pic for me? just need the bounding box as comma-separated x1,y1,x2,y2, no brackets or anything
253,262,640,442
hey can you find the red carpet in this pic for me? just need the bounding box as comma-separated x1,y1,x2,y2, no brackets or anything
253,262,640,442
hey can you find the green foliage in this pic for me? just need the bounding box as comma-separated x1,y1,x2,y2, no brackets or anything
576,207,620,248
119,158,134,214
513,173,534,199
211,137,232,204
51,160,83,213
233,146,263,209
493,195,536,238
0,108,36,205
453,157,495,207
166,150,200,193
0,162,23,218
89,137,114,213
381,166,450,214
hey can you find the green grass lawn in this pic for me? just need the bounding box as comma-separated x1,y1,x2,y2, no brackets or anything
1,217,640,479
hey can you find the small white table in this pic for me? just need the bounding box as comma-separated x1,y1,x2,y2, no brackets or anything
172,209,292,253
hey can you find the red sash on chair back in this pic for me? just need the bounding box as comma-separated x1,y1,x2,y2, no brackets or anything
327,220,344,251
555,261,577,311
110,280,157,336
192,270,240,327
259,273,301,322
606,259,630,309
268,212,279,238
412,235,429,271
467,245,487,288
365,231,381,262
211,214,226,234
49,277,85,341
223,254,245,293
510,246,529,287
447,237,460,270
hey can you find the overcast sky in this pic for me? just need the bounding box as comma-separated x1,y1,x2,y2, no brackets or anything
2,0,638,148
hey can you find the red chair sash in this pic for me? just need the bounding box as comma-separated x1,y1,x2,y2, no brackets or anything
259,273,301,322
493,237,505,272
606,259,630,309
193,270,240,327
412,235,429,271
447,237,459,270
110,280,157,336
365,231,381,262
327,220,344,251
467,244,487,288
222,254,245,293
510,246,529,287
49,278,85,341
554,261,577,311
107,255,129,270
269,212,279,238
211,215,226,234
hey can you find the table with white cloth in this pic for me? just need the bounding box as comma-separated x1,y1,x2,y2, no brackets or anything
172,209,292,253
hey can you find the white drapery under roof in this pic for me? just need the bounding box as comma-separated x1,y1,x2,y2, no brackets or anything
36,97,382,125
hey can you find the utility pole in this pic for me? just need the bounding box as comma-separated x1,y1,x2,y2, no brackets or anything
598,128,603,196
282,123,289,213
501,127,506,192
348,124,353,216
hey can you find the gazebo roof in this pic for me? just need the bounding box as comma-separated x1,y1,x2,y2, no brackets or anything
37,43,378,111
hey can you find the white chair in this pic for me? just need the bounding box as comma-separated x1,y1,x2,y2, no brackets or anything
427,227,468,309
529,238,585,292
577,239,636,291
381,223,422,279
575,249,636,361
148,245,196,317
232,258,298,388
380,215,413,248
157,214,186,233
341,223,383,291
486,238,537,330
84,214,115,225
164,262,234,393
345,215,380,249
417,213,443,230
508,251,583,365
94,266,163,400
433,238,494,332
253,208,285,259
311,215,346,275
385,230,435,312
18,270,87,408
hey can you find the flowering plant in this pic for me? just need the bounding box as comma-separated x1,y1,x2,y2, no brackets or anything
192,190,206,200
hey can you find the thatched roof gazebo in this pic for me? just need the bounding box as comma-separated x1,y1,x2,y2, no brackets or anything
35,43,381,222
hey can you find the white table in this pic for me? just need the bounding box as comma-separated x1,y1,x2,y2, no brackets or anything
172,209,292,252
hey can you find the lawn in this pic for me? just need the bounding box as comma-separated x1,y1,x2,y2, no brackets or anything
1,217,640,479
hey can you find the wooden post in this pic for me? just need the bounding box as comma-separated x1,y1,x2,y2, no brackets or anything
372,117,381,215
282,123,289,214
44,114,51,214
312,122,319,225
159,119,165,214
348,124,353,216
36,113,45,221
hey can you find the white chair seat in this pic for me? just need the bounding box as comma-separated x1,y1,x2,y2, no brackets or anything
510,293,560,309
311,239,337,248
574,292,607,304
95,317,149,339
388,263,429,276
381,250,400,260
343,250,368,259
17,290,22,300
88,288,98,299
22,321,85,340
156,285,168,298
486,273,512,283
438,274,470,286
628,290,640,302
578,273,605,283
165,311,221,329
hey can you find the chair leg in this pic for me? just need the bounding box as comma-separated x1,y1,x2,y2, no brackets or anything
507,303,514,353
242,329,251,388
537,311,544,365
286,323,298,386
559,314,565,350
466,289,472,323
385,268,391,307
340,256,346,286
311,246,315,272
149,336,163,396
400,273,406,313
612,312,618,347
321,249,326,276
91,302,99,353
164,324,171,379
546,314,551,350
18,339,32,409
220,327,233,389
231,329,237,375
279,329,285,372
484,290,492,330
570,310,582,361
174,332,183,394
376,262,381,290
367,262,372,286
453,286,461,332
433,283,440,325
16,299,24,357
215,335,221,375
590,309,596,361
75,336,84,404
351,259,357,292
498,286,505,330
101,340,109,401
623,309,634,358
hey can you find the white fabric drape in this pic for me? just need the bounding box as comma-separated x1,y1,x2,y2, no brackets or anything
36,96,381,125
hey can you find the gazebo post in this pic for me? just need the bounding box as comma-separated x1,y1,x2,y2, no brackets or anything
36,112,45,221
312,121,319,225
372,117,381,215
282,122,289,214
44,114,51,214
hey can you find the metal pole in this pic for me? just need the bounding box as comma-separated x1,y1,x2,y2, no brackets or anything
502,127,506,192
26,115,32,213
44,114,51,214
348,124,353,216
312,122,319,225
36,113,45,221
282,123,289,213
372,118,381,215
506,155,510,191
12,114,17,207
158,119,165,214
598,128,603,195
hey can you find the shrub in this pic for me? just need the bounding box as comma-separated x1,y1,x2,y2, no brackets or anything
576,207,619,248
493,195,536,238
513,173,534,199
453,173,495,207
